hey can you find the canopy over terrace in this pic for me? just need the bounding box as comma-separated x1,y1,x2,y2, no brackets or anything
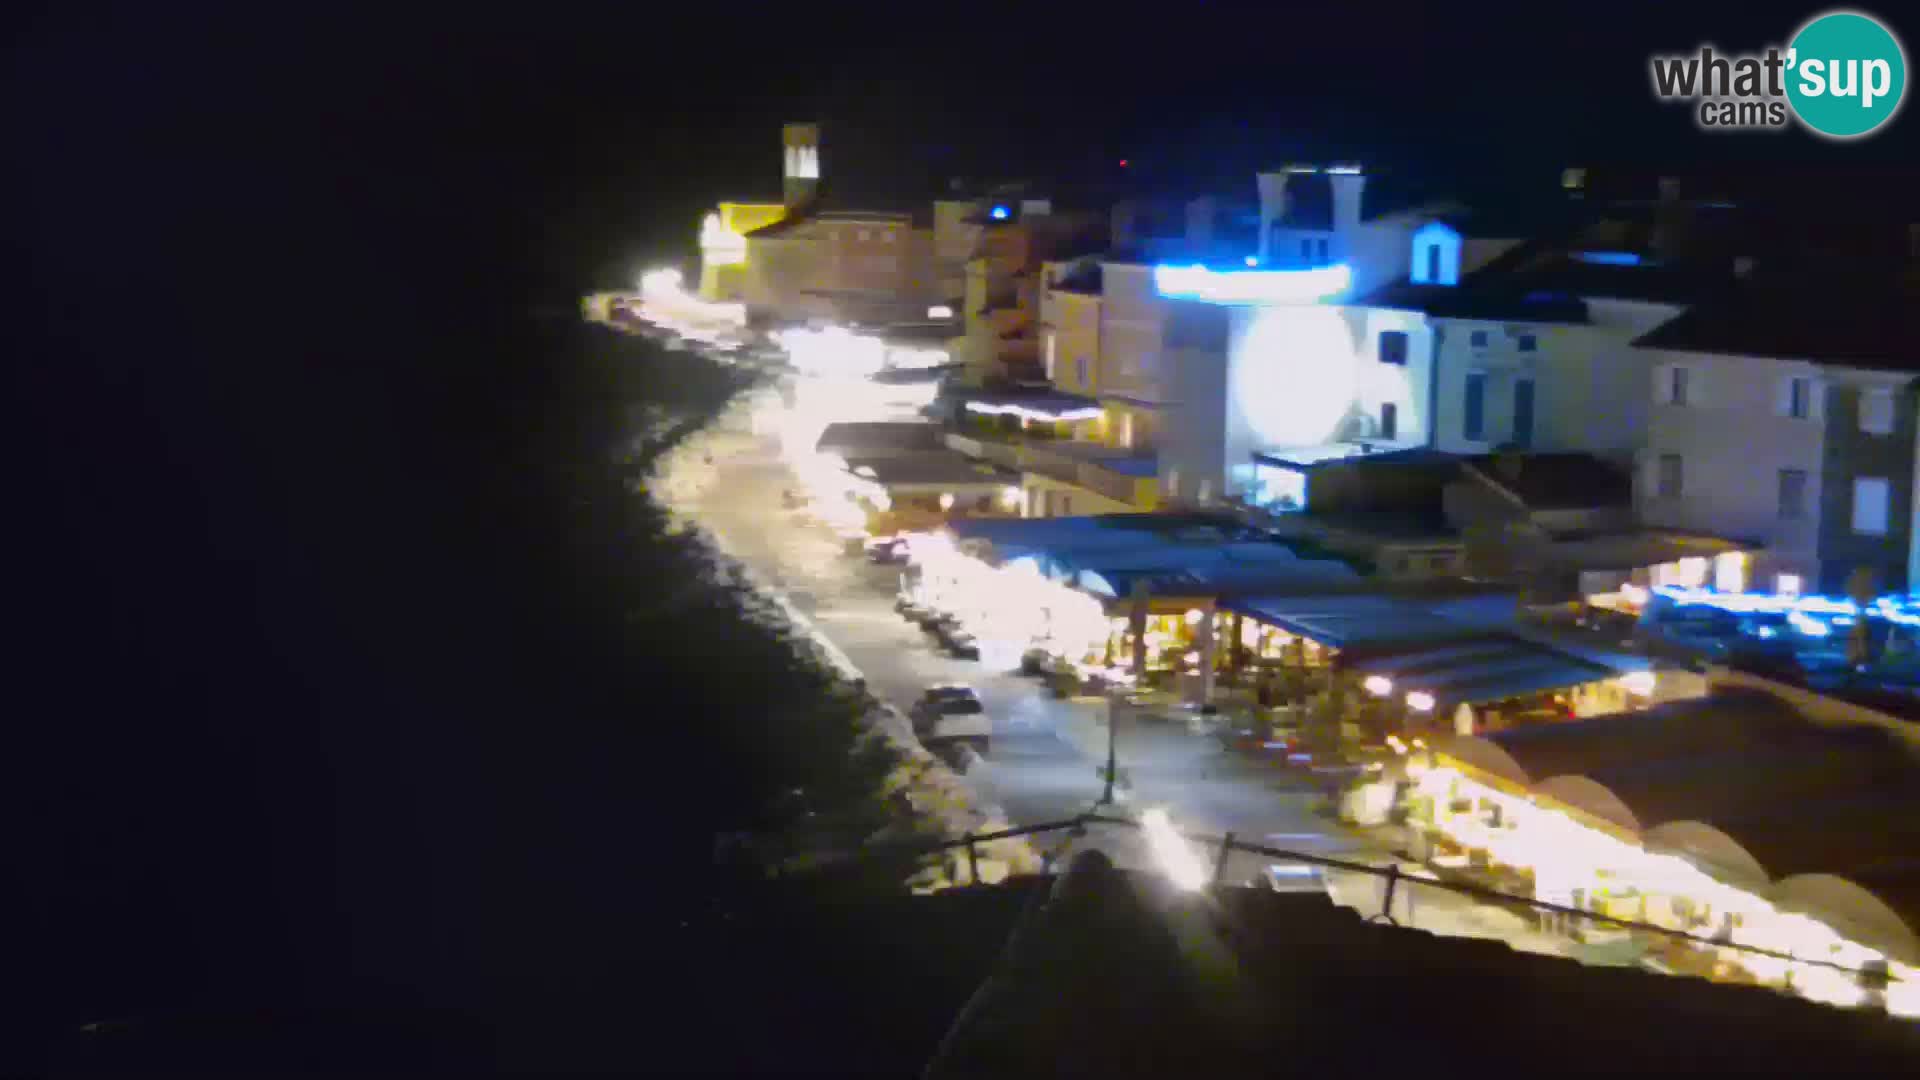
1433,690,1920,961
1342,636,1621,710
1220,592,1483,651
945,512,1281,573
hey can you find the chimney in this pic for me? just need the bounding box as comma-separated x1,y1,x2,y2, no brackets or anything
1185,196,1218,257
1327,164,1367,259
1255,168,1303,263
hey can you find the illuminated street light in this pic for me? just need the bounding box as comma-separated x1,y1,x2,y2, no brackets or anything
1363,675,1393,697
1405,691,1435,712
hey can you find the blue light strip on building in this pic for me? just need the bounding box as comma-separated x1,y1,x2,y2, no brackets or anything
1152,262,1353,304
1650,585,1920,633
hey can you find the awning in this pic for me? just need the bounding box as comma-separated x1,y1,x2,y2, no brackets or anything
1347,636,1617,706
1219,593,1477,649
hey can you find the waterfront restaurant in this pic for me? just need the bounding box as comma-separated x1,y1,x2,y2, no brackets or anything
1373,688,1920,1017
1216,591,1659,734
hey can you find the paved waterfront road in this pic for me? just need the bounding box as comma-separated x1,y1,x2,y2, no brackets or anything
669,432,1380,882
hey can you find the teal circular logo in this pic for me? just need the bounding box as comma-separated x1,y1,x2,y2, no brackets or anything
1786,11,1907,138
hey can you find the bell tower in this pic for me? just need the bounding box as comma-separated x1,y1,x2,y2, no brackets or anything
782,122,821,208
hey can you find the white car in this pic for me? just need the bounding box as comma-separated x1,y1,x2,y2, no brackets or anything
910,685,991,754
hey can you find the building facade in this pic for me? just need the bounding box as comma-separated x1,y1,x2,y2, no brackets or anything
1635,313,1918,595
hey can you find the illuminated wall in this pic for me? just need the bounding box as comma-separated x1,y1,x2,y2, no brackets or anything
1096,263,1172,404
1041,278,1102,400
698,202,786,301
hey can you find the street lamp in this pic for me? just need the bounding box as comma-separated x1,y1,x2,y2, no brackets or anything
1098,688,1122,806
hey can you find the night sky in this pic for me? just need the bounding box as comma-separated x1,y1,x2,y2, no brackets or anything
10,1,1917,1071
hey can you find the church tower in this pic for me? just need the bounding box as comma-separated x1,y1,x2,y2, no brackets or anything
782,122,821,208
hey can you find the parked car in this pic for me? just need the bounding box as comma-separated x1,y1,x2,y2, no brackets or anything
1261,863,1328,893
934,620,980,660
910,685,991,754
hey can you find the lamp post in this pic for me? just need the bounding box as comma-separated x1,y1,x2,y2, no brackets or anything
1098,689,1121,807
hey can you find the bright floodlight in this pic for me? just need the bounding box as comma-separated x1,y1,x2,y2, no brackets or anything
1405,691,1436,713
1620,671,1657,697
1141,807,1208,892
640,268,682,295
1234,305,1360,446
1363,675,1393,697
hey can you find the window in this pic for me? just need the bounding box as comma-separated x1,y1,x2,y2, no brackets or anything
1316,238,1330,262
1300,239,1312,261
856,229,869,241
1380,402,1399,440
1862,387,1896,434
1512,379,1535,448
1075,356,1089,388
1657,454,1683,499
1165,468,1179,499
1463,372,1487,441
1661,364,1692,406
881,230,895,244
1119,411,1134,448
1470,329,1489,349
1045,332,1057,380
1777,376,1813,419
1853,476,1890,535
1516,333,1538,353
1776,573,1803,598
1425,244,1442,284
1378,331,1409,366
1777,469,1808,519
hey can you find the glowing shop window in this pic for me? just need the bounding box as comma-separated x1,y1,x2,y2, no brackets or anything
1674,553,1704,588
1776,573,1803,599
1712,552,1748,594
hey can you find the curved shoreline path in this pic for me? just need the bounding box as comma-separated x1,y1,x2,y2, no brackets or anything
656,414,1045,883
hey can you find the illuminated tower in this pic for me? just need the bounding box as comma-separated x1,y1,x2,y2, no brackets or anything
783,122,821,208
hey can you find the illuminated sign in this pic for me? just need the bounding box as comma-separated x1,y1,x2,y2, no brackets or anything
989,205,1011,221
1153,262,1353,304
